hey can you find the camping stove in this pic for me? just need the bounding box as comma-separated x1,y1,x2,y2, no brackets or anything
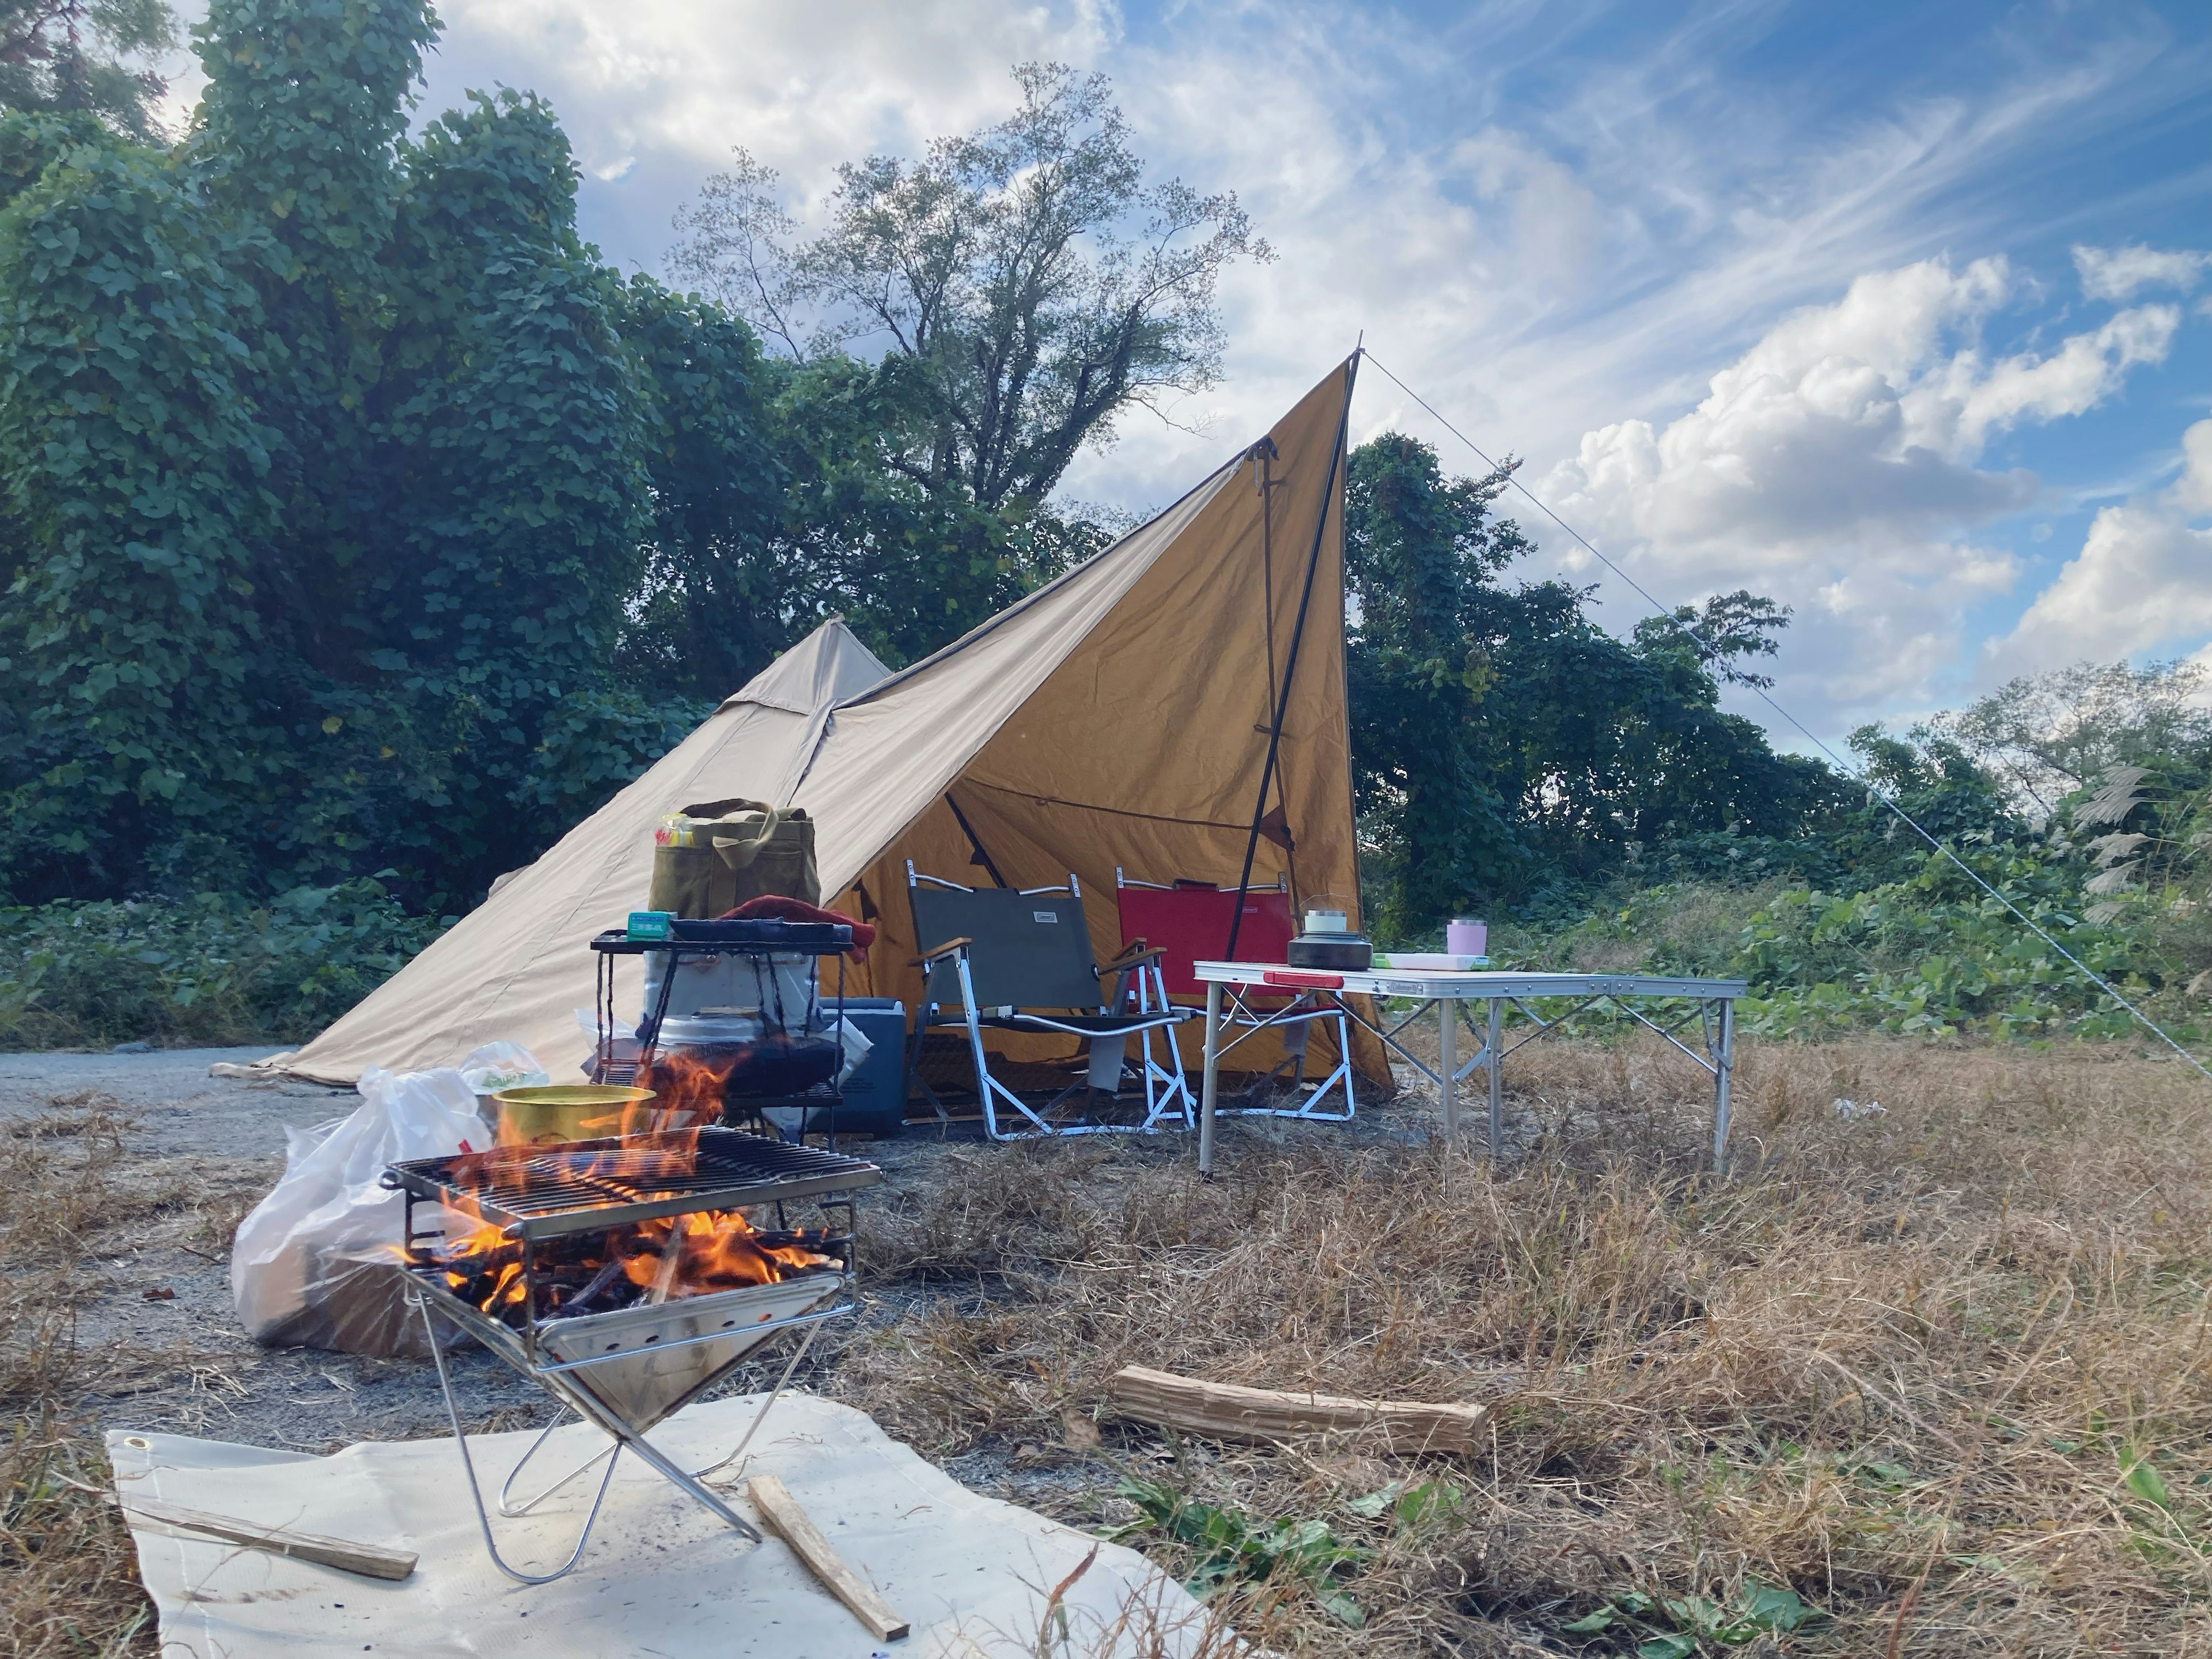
384,1127,881,1583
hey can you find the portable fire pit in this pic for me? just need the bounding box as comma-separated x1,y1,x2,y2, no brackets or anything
385,1126,882,1583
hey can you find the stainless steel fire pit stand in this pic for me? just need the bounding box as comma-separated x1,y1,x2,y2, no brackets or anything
406,1273,854,1584
385,1127,882,1585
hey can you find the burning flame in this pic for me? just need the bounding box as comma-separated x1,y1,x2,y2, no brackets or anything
629,1050,737,1137
414,1123,835,1328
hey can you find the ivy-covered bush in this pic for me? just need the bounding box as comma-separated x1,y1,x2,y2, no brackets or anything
0,0,741,912
0,881,452,1050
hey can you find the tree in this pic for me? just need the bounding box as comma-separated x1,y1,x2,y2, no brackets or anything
1936,658,2212,820
671,62,1271,514
0,0,176,141
1631,590,1791,689
0,0,746,906
1343,433,1532,937
1345,433,1844,935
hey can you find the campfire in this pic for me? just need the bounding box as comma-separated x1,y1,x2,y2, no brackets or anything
388,1126,881,1429
405,1126,852,1332
429,1203,837,1329
384,1125,884,1582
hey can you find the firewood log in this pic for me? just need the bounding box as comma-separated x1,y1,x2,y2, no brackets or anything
1107,1365,1492,1453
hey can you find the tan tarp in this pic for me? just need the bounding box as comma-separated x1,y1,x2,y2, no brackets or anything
790,358,1387,1084
271,357,1385,1090
269,621,892,1086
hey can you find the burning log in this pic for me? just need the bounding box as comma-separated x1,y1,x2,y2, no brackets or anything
1107,1365,1494,1454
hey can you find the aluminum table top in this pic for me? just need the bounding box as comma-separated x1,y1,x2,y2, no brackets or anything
1191,961,1747,1001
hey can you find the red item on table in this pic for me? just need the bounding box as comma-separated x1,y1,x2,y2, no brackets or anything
717,894,875,961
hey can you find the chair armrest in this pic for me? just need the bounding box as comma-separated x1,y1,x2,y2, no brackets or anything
910,936,974,968
1095,946,1164,978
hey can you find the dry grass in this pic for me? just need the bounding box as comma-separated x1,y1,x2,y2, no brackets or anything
831,1039,2212,1657
0,1099,268,1659
2,1105,156,1658
9,1046,2212,1657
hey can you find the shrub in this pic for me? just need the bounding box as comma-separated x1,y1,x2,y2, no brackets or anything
0,881,449,1050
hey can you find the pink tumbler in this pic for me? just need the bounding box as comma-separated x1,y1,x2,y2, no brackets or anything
1446,917,1487,957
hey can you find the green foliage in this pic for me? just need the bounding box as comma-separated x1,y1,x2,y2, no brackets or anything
1730,849,2143,1039
0,0,700,910
1343,1477,1463,1532
1502,835,2180,1044
0,117,287,896
0,3,1157,925
0,880,450,1048
1346,433,1849,940
1630,590,1790,690
1556,1579,1821,1654
0,0,179,142
1103,1475,1369,1627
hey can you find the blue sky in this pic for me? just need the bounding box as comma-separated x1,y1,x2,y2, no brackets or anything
162,0,2212,742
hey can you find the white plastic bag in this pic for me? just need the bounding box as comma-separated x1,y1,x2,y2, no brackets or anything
230,1066,487,1357
457,1040,548,1097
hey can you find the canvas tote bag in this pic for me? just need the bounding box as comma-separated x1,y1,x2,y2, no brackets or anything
647,797,820,916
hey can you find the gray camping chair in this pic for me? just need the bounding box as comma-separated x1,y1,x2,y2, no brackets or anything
904,863,1198,1140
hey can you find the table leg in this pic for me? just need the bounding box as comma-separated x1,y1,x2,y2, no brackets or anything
1198,981,1222,1176
1487,998,1503,1158
1711,997,1734,1172
1438,997,1458,1139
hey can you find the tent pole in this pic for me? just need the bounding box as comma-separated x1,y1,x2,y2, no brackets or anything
1226,355,1358,960
944,791,1009,888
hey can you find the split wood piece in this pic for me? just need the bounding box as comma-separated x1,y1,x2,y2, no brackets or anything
745,1474,910,1641
119,1495,417,1581
1108,1365,1493,1455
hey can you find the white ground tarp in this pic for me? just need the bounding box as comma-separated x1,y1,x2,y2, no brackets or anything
111,1393,1208,1658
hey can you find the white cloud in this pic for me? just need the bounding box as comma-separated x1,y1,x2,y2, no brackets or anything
1996,420,2212,671
2073,243,2212,301
433,0,1119,256
1532,256,2183,730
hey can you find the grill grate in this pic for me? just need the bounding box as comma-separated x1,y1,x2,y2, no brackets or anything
387,1126,881,1241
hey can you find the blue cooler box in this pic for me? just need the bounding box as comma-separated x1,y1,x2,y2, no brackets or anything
812,998,907,1138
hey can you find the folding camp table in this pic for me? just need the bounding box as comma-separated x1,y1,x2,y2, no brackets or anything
1190,963,1749,1172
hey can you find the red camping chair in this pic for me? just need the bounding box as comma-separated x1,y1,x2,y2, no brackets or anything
1113,871,1355,1121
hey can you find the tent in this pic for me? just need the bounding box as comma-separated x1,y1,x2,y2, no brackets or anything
270,620,892,1085
274,356,1388,1091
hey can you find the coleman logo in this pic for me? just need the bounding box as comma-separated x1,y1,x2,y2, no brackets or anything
1033,911,1058,923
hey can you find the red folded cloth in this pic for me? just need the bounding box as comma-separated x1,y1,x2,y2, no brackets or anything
717,895,876,961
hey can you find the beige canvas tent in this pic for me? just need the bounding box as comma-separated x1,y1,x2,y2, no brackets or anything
269,620,892,1085
273,356,1387,1092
